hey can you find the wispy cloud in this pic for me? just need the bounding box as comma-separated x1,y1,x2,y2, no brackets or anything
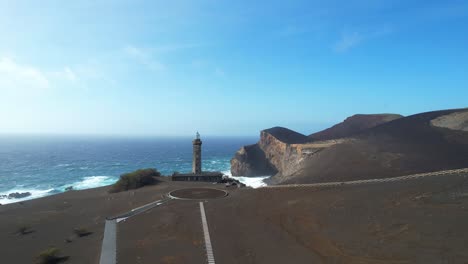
50,67,78,82
214,67,226,77
333,26,394,53
334,32,363,53
152,43,206,54
191,59,207,69
0,57,87,92
0,57,50,89
124,45,165,71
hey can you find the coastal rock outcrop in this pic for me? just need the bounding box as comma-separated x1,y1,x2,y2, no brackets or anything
230,144,277,176
231,109,468,184
231,126,311,177
7,192,31,199
231,115,400,178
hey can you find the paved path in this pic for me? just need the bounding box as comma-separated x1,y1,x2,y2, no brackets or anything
261,168,468,189
99,219,117,264
99,198,170,264
97,168,468,263
200,202,216,264
108,198,169,222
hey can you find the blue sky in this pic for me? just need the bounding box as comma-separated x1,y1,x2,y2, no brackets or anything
0,0,467,136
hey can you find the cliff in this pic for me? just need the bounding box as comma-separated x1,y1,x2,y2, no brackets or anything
230,126,345,177
231,109,468,184
231,114,401,177
230,144,277,176
230,127,307,176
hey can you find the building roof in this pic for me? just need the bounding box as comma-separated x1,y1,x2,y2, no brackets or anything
172,171,224,177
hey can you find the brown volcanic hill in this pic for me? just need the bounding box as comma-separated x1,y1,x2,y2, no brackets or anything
430,110,468,131
262,127,308,144
272,108,468,184
309,113,403,141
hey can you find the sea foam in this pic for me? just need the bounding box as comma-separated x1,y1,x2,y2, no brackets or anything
222,170,269,188
0,176,118,205
0,188,54,205
70,176,118,190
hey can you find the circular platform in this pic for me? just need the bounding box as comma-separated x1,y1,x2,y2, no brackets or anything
168,188,228,200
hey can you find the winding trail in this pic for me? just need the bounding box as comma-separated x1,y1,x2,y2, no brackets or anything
261,168,468,189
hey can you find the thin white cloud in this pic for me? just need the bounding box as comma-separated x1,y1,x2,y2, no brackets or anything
191,59,207,69
63,67,78,81
124,45,146,60
334,32,363,53
124,45,165,71
214,67,225,77
333,26,394,53
152,43,205,54
50,66,79,82
0,57,50,89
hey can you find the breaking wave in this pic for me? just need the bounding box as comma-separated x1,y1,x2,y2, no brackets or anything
69,176,118,190
0,188,54,205
222,170,270,188
0,175,118,205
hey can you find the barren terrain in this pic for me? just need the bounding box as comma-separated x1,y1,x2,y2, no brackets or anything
2,172,468,263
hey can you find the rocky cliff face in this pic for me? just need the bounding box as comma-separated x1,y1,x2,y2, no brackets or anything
231,115,401,178
230,126,343,177
256,130,342,177
232,109,468,184
230,144,277,176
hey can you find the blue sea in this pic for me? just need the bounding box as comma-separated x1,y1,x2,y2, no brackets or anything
0,135,266,204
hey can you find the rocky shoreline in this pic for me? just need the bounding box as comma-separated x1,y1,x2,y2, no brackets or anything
0,191,32,200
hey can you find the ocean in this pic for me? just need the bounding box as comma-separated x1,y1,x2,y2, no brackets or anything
0,135,268,204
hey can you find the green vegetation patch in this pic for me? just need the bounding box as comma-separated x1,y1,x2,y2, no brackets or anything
36,247,68,264
109,168,161,193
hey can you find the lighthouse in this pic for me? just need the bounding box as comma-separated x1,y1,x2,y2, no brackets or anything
192,132,202,174
172,132,223,182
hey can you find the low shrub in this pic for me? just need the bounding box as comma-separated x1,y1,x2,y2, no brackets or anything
16,224,33,235
109,168,161,193
36,247,68,264
73,227,92,237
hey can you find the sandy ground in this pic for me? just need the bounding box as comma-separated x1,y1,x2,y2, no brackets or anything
1,174,468,264
0,178,216,263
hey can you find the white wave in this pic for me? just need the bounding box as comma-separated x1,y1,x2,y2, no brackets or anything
55,163,71,167
71,176,117,190
231,176,269,188
222,170,270,188
0,188,54,205
0,175,118,205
